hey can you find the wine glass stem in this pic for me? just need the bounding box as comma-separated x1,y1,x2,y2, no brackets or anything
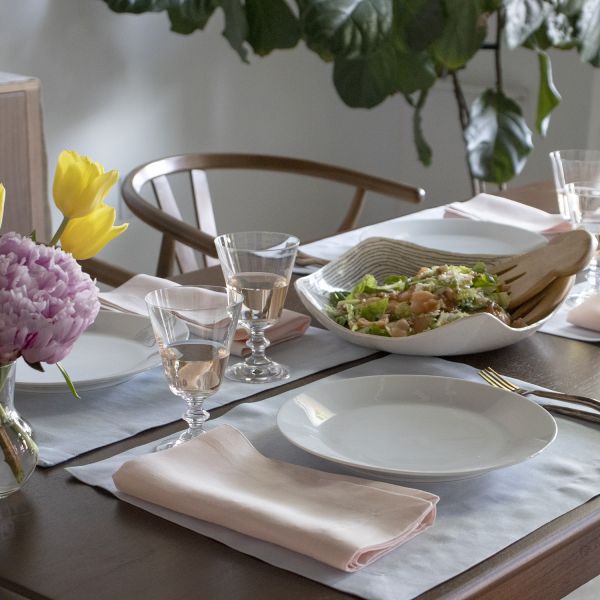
182,396,209,440
245,327,272,366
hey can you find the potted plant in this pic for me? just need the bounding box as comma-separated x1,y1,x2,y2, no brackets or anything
98,0,600,192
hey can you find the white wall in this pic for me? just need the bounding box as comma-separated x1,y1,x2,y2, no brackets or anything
0,0,596,274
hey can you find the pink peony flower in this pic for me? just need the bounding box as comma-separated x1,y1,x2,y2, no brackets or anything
0,232,100,365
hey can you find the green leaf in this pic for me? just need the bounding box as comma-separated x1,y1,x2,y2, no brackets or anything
100,0,169,12
246,0,300,55
333,43,398,107
396,0,445,51
536,51,561,136
24,360,44,373
56,362,81,400
430,0,486,70
301,0,393,59
465,89,534,183
578,0,600,63
504,0,549,49
220,0,249,62
412,89,432,166
395,50,437,94
167,0,219,34
334,43,435,108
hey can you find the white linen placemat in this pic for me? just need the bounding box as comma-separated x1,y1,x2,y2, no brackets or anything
68,354,600,600
18,327,374,466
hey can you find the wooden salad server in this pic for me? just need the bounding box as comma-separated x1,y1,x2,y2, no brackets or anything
491,229,595,310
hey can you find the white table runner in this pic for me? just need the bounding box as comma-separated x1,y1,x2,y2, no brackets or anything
18,327,374,466
68,354,600,600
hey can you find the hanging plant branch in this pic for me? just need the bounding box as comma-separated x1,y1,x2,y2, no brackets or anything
97,0,600,187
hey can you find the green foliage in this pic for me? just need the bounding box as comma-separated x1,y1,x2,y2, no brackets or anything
465,90,533,183
98,0,600,185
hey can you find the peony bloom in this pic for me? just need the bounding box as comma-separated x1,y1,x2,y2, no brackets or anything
0,232,100,365
60,203,128,260
53,150,119,219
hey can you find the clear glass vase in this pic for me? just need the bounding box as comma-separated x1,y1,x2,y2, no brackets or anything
0,362,38,499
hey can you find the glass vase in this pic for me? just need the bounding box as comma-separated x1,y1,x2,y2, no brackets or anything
0,362,38,499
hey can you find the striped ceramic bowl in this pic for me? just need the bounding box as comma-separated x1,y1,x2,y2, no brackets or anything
295,237,551,356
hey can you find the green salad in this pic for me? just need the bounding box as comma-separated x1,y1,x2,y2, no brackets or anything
325,263,511,337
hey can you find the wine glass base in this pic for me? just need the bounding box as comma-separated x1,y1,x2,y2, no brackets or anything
225,360,290,384
154,428,206,452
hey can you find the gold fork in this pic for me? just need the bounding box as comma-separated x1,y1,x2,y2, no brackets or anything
479,367,600,425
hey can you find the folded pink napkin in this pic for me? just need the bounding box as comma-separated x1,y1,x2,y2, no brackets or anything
99,274,310,356
567,295,600,331
444,193,571,234
112,425,438,572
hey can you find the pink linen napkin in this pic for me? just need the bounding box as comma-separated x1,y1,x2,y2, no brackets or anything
567,295,600,331
99,274,311,356
112,425,438,572
444,193,571,234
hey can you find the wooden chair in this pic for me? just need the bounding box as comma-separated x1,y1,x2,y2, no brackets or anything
118,153,425,279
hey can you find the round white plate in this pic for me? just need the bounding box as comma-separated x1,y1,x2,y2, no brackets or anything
358,219,546,255
277,375,557,482
16,311,161,392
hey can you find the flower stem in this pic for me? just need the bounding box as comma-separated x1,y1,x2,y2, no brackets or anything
0,364,37,484
48,217,70,246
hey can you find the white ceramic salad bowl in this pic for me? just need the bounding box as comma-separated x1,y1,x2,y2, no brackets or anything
295,237,558,356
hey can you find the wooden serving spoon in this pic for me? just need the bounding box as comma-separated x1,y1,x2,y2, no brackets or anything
490,229,595,310
510,275,574,325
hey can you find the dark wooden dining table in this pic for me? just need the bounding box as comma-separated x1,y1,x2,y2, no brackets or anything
2,180,600,600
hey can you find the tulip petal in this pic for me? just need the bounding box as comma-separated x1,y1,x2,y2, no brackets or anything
52,150,119,219
0,183,5,229
59,203,128,260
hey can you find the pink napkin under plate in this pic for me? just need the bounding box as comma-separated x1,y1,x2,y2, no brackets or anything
112,425,439,572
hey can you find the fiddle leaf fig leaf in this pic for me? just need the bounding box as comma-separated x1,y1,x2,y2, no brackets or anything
101,0,169,11
578,0,600,63
220,0,249,62
504,0,549,49
333,43,397,107
301,0,393,59
536,51,561,136
246,0,300,55
334,45,435,108
395,50,436,94
465,89,533,183
167,0,219,34
411,90,432,166
396,0,444,51
430,0,486,69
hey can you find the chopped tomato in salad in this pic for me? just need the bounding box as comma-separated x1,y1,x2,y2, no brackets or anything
326,263,511,337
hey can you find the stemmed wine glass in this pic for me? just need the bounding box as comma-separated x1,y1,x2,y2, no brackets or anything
215,231,299,384
565,182,600,306
145,286,242,451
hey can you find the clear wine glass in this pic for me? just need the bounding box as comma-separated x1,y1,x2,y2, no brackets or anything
565,181,600,306
145,285,242,451
549,150,600,218
214,231,300,384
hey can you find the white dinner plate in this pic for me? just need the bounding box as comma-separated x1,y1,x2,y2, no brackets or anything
358,219,546,255
277,375,557,482
16,311,162,393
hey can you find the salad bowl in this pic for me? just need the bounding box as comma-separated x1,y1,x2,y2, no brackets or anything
295,237,562,356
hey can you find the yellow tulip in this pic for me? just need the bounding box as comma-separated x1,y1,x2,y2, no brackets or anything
60,203,128,260
53,150,119,219
0,183,5,229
